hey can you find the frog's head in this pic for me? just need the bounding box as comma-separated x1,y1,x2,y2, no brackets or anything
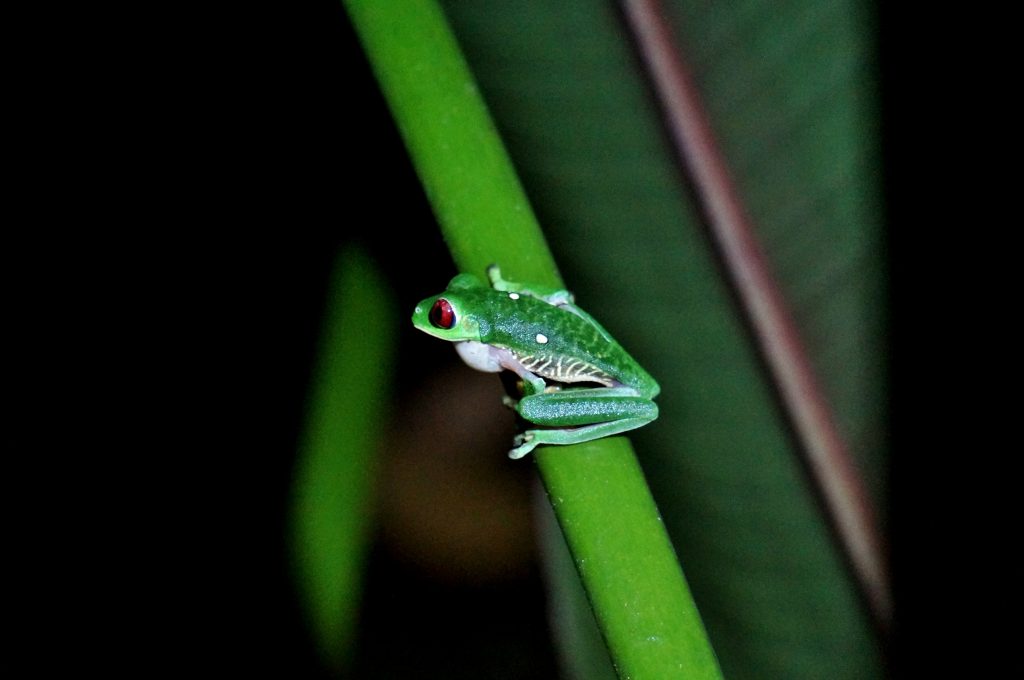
411,291,487,342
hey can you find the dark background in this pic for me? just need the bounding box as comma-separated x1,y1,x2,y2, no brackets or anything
20,1,1011,676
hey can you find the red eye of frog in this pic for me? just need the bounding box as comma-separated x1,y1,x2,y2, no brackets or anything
429,299,456,329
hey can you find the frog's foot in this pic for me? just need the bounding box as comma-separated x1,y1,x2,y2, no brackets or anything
508,432,539,460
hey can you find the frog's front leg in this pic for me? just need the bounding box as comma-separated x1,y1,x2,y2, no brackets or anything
508,387,658,459
486,264,575,307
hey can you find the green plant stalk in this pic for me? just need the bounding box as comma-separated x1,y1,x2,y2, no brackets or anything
342,1,721,677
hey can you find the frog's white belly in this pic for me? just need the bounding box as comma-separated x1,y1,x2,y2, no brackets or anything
455,340,615,387
455,340,505,373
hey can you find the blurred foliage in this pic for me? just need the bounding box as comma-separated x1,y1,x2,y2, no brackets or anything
291,247,396,670
439,1,886,678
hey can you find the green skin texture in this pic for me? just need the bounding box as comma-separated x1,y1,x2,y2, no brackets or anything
412,266,660,458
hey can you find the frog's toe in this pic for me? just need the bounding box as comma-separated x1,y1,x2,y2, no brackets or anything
508,436,538,460
508,430,546,459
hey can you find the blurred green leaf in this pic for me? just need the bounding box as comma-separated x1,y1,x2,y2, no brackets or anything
290,247,396,671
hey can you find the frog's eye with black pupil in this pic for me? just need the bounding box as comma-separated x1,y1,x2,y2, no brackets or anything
429,299,456,329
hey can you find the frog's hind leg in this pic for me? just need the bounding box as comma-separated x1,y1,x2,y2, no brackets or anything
515,387,653,425
508,415,657,459
507,388,658,459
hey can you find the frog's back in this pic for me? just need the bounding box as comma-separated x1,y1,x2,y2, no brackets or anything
479,292,659,398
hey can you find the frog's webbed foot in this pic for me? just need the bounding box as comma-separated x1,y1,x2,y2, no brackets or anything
486,264,512,290
485,263,503,285
498,360,549,412
508,432,539,460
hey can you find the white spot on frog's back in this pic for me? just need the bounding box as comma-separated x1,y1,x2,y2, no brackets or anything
455,341,503,373
508,292,520,300
535,333,548,344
